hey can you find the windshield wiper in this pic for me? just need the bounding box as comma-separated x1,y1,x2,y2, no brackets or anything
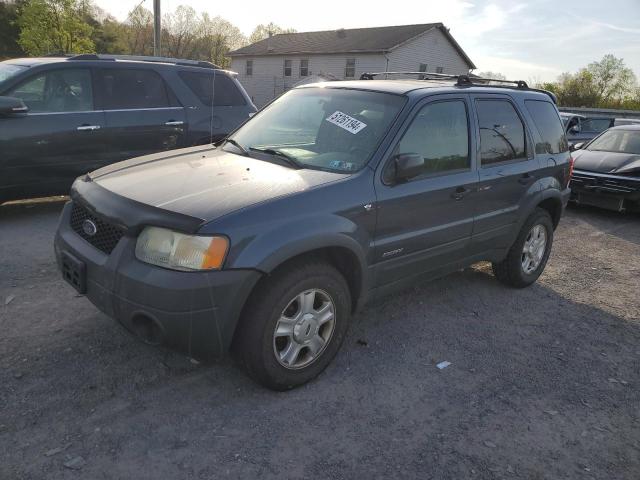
223,138,249,156
249,147,303,169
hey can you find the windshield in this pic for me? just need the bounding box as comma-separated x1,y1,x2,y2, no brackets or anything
0,63,26,87
228,87,406,172
587,129,640,155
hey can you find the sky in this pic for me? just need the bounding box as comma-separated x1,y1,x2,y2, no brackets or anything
93,0,640,82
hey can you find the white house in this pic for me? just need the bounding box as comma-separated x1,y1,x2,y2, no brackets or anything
228,23,476,107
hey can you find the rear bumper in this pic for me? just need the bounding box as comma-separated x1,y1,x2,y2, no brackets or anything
54,201,261,360
570,169,640,211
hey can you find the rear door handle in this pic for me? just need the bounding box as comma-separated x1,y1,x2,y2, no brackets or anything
518,173,535,185
451,186,471,200
164,120,184,126
77,125,100,131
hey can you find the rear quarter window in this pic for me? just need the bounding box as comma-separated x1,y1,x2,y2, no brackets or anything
179,71,246,106
525,100,569,154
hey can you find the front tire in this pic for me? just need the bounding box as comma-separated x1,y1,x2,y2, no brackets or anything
232,260,351,390
492,208,554,288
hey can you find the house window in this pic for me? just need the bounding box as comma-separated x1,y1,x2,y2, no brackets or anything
284,59,292,77
245,60,253,76
436,66,444,73
345,58,356,78
300,59,309,77
418,63,427,79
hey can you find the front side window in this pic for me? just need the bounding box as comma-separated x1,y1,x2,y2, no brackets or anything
345,58,355,78
477,99,526,165
581,118,612,133
246,60,253,76
391,100,469,180
179,71,246,106
0,63,27,87
525,100,568,154
587,130,640,155
284,59,292,77
300,59,309,77
8,68,93,113
229,87,406,173
97,68,169,110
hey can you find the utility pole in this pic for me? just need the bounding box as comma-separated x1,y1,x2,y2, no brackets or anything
153,0,161,56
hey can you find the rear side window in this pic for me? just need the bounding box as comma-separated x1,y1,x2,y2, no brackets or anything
393,100,470,179
179,71,246,106
476,100,526,165
8,68,93,113
97,68,169,110
525,100,569,154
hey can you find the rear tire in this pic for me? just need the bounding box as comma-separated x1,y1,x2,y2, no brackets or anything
492,208,554,288
232,259,351,390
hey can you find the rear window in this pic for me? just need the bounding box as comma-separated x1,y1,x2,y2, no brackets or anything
97,68,170,110
179,71,246,106
525,100,569,154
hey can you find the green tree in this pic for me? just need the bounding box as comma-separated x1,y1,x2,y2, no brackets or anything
248,22,295,44
543,55,637,108
17,0,94,55
0,0,25,59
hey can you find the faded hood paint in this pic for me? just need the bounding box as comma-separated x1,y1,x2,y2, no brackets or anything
573,149,640,175
89,145,347,221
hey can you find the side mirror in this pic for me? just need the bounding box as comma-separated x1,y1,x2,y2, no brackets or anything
394,153,424,181
570,142,584,152
0,96,28,116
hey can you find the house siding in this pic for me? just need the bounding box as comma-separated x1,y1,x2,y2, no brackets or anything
386,28,470,75
230,54,386,107
230,28,471,108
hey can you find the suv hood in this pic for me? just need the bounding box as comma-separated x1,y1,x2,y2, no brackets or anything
89,145,347,221
573,149,640,175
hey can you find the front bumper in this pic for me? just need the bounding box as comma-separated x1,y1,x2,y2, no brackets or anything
54,201,261,360
570,169,640,211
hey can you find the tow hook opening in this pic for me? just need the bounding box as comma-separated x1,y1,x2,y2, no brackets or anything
131,314,164,346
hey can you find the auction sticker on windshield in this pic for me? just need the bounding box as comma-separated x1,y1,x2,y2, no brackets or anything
326,111,367,134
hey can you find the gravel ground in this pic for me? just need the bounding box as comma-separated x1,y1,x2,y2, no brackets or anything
1,199,639,480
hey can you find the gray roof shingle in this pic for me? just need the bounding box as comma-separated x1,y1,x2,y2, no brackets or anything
229,23,475,69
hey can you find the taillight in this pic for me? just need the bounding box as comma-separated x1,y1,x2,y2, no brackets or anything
565,156,575,188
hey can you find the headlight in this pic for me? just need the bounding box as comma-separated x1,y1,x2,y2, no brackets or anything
135,226,229,271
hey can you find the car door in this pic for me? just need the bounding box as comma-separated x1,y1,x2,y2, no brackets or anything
373,95,478,286
94,66,187,164
469,95,541,252
0,67,106,198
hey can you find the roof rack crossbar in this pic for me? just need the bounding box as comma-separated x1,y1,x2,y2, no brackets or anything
67,54,221,69
359,71,529,89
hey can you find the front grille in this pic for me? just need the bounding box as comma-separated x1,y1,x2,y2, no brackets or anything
70,202,125,254
571,170,640,195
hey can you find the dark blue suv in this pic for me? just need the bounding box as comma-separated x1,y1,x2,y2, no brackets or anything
0,54,256,202
53,73,572,390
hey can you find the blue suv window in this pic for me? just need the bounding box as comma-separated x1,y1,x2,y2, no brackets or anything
476,99,526,165
525,100,568,154
179,71,246,106
395,100,470,178
97,68,170,110
8,68,93,113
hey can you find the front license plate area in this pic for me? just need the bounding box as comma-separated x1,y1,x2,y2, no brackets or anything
61,251,86,294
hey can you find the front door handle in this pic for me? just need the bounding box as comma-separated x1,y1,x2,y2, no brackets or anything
164,120,185,126
518,173,535,185
451,186,471,200
77,125,100,131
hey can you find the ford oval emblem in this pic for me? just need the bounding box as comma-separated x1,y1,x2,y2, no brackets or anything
82,219,97,236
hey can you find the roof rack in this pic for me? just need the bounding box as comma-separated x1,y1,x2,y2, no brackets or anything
360,71,529,88
358,71,559,103
67,54,221,69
